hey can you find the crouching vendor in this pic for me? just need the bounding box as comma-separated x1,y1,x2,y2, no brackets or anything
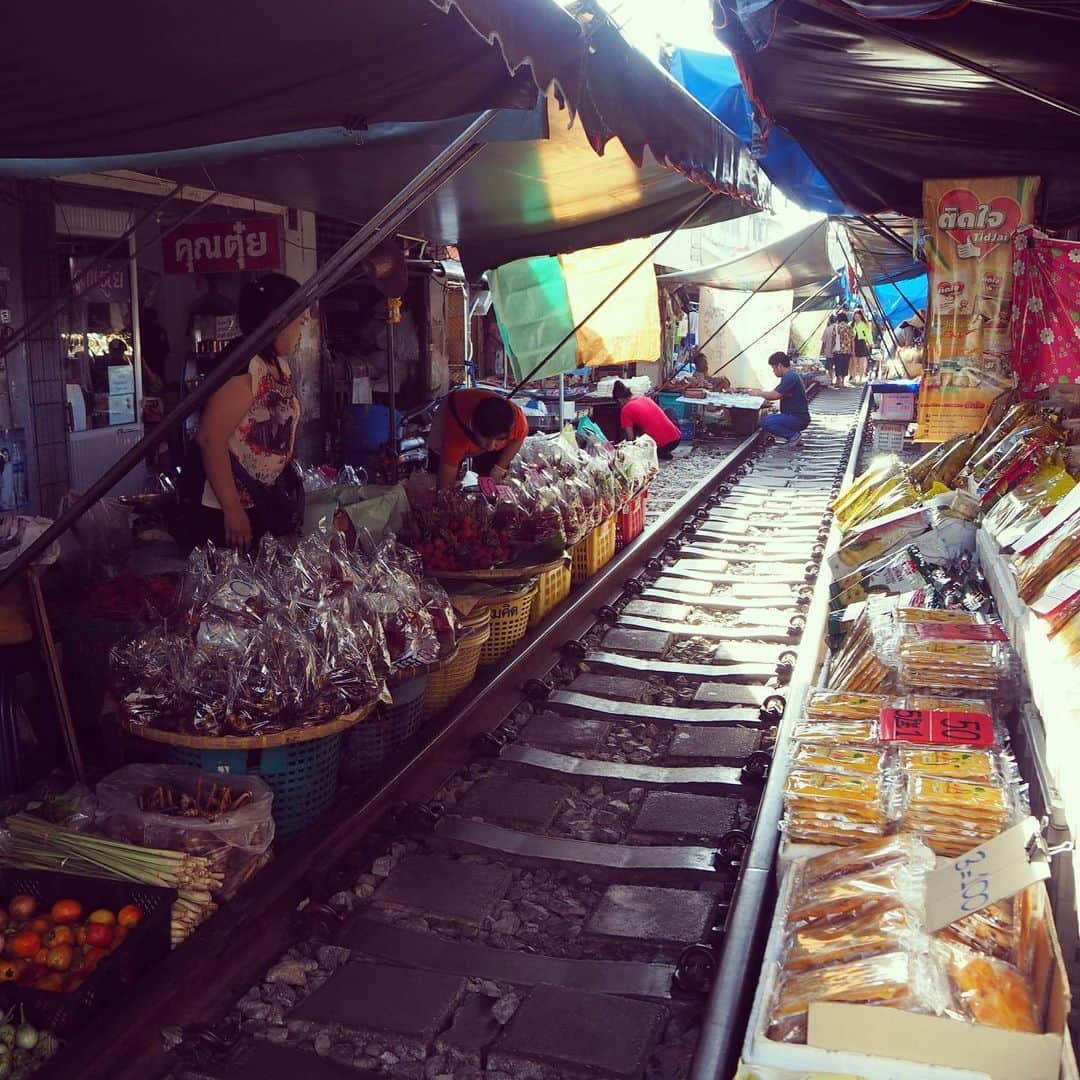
760,351,811,448
427,388,529,489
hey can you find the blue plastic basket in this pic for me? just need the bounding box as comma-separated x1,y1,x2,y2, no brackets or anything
679,420,696,442
342,674,428,781
167,733,344,841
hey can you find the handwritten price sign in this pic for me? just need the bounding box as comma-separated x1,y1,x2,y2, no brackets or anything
926,817,1049,931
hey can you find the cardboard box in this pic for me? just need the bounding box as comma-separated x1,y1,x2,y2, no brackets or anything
874,391,917,422
744,832,1071,1080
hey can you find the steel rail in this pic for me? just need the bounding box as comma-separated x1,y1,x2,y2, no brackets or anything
690,387,870,1080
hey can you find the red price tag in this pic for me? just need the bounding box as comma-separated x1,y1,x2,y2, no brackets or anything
880,707,932,743
930,710,995,747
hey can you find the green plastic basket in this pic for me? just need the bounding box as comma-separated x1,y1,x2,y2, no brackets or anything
167,733,344,840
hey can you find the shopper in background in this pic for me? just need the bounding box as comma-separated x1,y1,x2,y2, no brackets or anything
427,387,529,489
612,380,682,459
191,273,306,552
820,313,838,384
833,312,854,389
851,308,874,383
760,351,811,448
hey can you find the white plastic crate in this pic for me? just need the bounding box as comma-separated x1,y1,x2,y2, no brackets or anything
871,420,907,454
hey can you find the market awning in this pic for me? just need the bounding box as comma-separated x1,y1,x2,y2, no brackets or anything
842,214,924,286
3,0,766,209
124,94,761,277
3,1,768,276
668,48,846,216
713,0,1080,227
658,219,833,292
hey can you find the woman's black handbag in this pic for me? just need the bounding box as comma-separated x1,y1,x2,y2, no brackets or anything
230,457,305,537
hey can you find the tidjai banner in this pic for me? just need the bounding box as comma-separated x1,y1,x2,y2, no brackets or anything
917,177,1040,441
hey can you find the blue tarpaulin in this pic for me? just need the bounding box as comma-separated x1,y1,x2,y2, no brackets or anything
873,274,928,328
669,49,847,216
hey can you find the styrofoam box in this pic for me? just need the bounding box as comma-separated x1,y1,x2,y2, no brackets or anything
874,392,917,421
742,869,1069,1080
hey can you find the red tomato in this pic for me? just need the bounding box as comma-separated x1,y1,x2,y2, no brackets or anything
85,923,113,949
34,972,65,992
45,944,73,972
29,917,51,936
110,925,129,950
50,899,83,925
10,931,41,960
8,895,36,922
0,961,20,982
87,909,115,926
44,925,74,948
116,905,142,929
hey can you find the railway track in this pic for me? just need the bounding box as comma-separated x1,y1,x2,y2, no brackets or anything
52,388,866,1080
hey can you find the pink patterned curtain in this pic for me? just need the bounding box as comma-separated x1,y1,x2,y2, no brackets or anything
1012,225,1080,395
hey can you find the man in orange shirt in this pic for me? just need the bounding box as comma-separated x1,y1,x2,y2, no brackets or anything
426,388,529,489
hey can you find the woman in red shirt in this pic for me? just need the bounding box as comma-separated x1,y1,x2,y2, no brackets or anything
426,388,529,489
612,381,682,459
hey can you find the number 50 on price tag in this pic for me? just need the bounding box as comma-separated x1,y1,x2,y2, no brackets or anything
925,817,1051,931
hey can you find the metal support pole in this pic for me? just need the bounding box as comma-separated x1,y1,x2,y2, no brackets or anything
558,373,566,428
386,317,398,460
0,109,500,590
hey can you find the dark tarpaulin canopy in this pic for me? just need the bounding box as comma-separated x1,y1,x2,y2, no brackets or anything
712,0,1080,227
658,219,833,291
3,0,768,276
842,214,924,285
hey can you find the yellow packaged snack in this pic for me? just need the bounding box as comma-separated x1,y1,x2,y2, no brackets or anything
792,743,884,775
901,748,996,781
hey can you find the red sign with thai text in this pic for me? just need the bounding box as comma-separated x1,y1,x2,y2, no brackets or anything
161,216,282,275
881,707,994,747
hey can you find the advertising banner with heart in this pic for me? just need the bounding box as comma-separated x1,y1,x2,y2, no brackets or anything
916,177,1040,441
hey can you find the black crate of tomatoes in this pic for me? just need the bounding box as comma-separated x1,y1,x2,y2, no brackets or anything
0,869,174,1035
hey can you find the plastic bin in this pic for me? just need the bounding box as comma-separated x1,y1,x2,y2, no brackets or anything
872,420,907,454
616,489,648,550
341,674,428,780
341,404,402,454
570,516,617,585
0,867,173,1035
167,734,345,841
478,586,536,666
422,624,489,718
527,559,572,628
657,391,693,422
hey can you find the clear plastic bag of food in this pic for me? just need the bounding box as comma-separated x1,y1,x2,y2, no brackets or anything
791,718,879,744
903,773,1011,856
797,834,937,889
96,763,274,855
900,748,996,781
768,949,945,1044
945,944,1040,1032
786,865,926,929
785,903,924,973
937,900,1017,963
790,743,884,775
805,690,890,721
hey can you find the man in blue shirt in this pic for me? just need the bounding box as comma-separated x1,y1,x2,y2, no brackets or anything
760,351,810,448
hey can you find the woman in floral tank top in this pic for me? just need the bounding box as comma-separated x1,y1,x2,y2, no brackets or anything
194,274,306,551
